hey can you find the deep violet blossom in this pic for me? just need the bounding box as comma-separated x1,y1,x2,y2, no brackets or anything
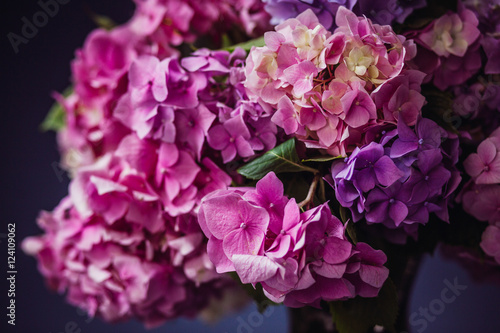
262,0,426,29
328,118,461,238
198,172,389,307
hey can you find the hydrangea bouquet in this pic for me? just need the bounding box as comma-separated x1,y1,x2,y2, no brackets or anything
23,0,500,332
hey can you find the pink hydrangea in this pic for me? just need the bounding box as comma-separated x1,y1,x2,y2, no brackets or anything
481,225,500,265
418,5,480,58
71,27,138,111
55,92,131,172
464,136,500,185
198,172,389,307
413,4,482,90
459,183,500,225
22,194,231,328
182,48,279,164
129,0,271,58
24,125,234,326
57,27,139,170
113,55,209,149
244,7,420,155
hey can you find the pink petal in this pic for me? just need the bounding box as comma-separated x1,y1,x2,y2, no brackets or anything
208,237,235,273
232,254,280,284
201,193,244,239
223,228,265,257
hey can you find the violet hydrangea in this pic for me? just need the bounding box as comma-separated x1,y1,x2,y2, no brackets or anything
328,118,461,239
198,172,389,307
263,0,426,29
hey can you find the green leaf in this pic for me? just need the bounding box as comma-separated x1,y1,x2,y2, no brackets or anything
330,279,398,333
238,139,318,180
302,155,345,163
40,87,72,132
91,14,117,30
223,36,265,53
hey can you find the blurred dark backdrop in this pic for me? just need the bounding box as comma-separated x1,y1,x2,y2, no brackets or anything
1,1,500,333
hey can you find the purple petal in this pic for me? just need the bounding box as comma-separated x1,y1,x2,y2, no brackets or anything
374,156,403,187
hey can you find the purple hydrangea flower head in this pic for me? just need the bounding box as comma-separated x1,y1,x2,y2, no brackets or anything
263,0,357,30
329,118,461,239
354,0,427,25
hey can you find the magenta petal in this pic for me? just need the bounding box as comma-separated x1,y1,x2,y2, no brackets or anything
314,263,347,279
390,139,418,158
221,144,237,163
238,200,270,231
323,237,352,265
207,237,234,273
89,176,127,195
129,56,158,88
478,139,498,165
223,228,265,257
174,151,201,189
264,31,285,52
235,136,255,158
256,172,284,203
464,153,483,178
365,201,389,223
267,234,292,258
232,254,280,284
207,125,230,150
359,265,389,288
318,276,355,301
157,143,179,169
202,193,244,239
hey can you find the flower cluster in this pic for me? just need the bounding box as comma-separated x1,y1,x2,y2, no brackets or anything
25,0,500,329
413,3,482,90
459,128,500,264
56,0,271,172
460,128,500,221
182,48,279,164
328,118,461,239
245,7,420,155
22,194,227,327
129,0,272,57
198,172,389,307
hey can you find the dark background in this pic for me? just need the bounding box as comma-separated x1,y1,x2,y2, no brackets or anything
1,1,500,333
